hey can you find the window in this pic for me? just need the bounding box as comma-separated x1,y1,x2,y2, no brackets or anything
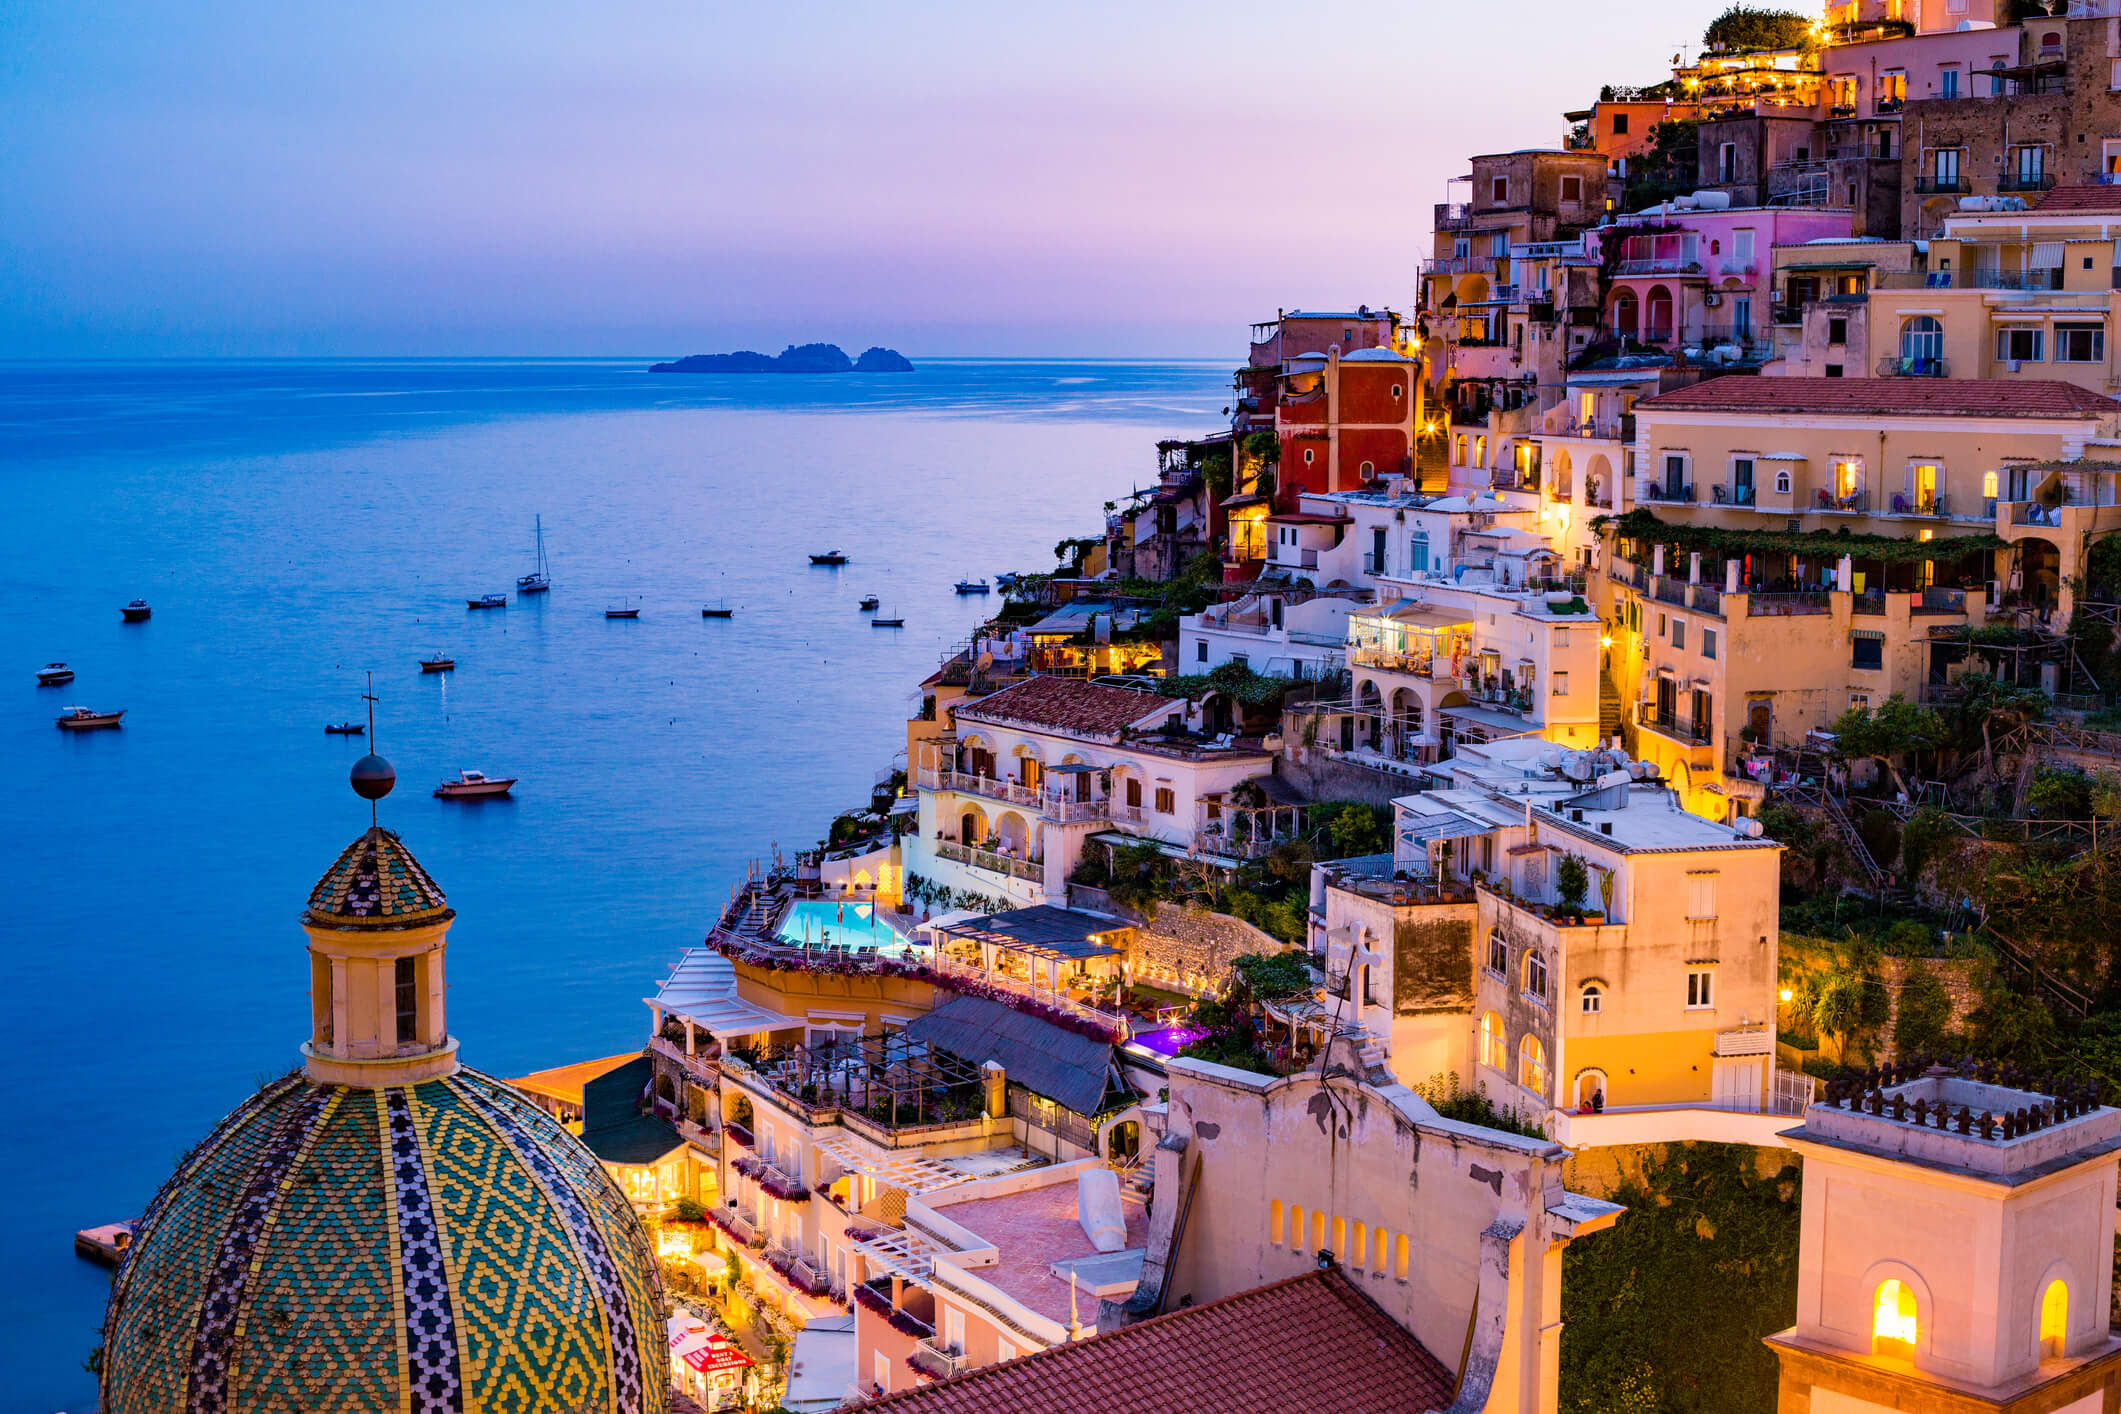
395,955,418,1046
1304,447,1315,464
1552,670,1569,696
1687,872,1717,921
1853,634,1883,670
875,1353,891,1394
997,1339,1017,1364
1491,176,1509,203
1195,640,1207,663
1825,363,1844,378
1733,229,1755,266
1230,653,1248,669
1612,112,1629,135
1718,142,1737,183
2041,1279,2069,1359
1581,983,1603,1014
1561,175,1583,203
1775,469,1791,493
1524,950,1548,1001
2057,323,2105,363
1997,327,2045,362
1269,1200,1285,1244
1672,619,1686,651
1901,315,1943,364
1686,969,1716,1009
1940,65,1960,99
1479,1010,1507,1069
1827,317,1847,346
2112,57,2121,90
1153,787,1174,815
1932,147,1960,186
2016,144,2046,184
1703,628,1717,659
1395,1233,1411,1279
1519,1035,1548,1097
1873,1279,1918,1358
1850,691,1871,712
1486,928,1508,977
1409,530,1430,574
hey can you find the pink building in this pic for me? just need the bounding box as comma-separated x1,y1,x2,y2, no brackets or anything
1601,203,1856,359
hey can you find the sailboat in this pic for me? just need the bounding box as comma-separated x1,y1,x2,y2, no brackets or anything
517,515,551,594
605,596,640,620
871,606,904,628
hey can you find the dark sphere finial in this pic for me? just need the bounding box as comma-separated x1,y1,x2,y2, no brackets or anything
350,753,396,802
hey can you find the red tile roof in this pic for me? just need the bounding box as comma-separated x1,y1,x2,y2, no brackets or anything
2036,186,2121,214
863,1267,1456,1414
1635,376,2121,420
955,675,1173,737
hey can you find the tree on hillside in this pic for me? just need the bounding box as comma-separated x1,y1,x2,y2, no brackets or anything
1828,694,1948,799
1703,5,1813,51
1939,672,2048,785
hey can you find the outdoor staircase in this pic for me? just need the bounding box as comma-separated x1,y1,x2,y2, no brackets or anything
1598,667,1624,743
1116,1159,1154,1202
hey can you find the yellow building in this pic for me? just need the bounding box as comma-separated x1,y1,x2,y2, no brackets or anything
1604,375,2121,816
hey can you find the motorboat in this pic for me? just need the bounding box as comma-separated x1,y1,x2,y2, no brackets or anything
871,608,904,628
57,706,124,730
700,604,735,618
605,597,640,620
954,579,990,594
467,594,508,610
517,514,551,594
995,572,1021,591
324,722,365,735
36,663,75,686
435,768,517,799
809,549,849,566
419,655,455,673
122,600,151,622
858,595,880,611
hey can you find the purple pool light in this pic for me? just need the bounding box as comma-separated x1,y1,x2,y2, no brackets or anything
1130,1025,1206,1058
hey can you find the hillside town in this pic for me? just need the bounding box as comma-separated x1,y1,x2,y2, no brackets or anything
90,4,2121,1414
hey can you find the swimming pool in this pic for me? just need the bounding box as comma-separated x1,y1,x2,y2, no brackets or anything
1129,1025,1206,1058
776,900,921,955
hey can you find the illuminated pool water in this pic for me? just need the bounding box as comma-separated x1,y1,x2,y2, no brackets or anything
1129,1025,1206,1058
776,899,920,954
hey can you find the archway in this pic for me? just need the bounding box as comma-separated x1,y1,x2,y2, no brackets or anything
993,810,1031,856
1389,687,1423,760
958,732,994,780
1585,452,1612,509
1106,1119,1141,1164
1609,291,1639,339
1644,286,1674,343
1357,679,1384,749
957,803,988,847
1572,1068,1607,1110
1549,447,1573,501
2016,537,2061,614
1010,742,1044,791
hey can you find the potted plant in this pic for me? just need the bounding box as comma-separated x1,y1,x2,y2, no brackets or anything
1555,853,1590,924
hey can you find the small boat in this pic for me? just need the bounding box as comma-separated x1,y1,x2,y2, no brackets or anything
419,655,455,673
122,600,151,622
57,705,124,730
605,597,640,620
36,663,75,686
435,768,517,799
871,608,905,628
467,594,508,610
517,514,552,594
995,572,1021,591
324,721,365,735
954,579,990,595
858,595,880,612
701,604,735,619
809,549,849,566
74,1220,135,1269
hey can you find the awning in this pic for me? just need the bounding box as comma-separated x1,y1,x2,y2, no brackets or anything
1851,628,1885,641
1399,810,1490,845
887,795,920,816
918,907,985,936
1439,704,1538,736
683,1335,753,1374
936,904,1128,960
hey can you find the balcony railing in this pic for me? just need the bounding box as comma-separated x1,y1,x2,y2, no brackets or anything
1711,483,1757,506
1853,589,1886,615
912,1338,968,1380
1747,591,1831,616
1914,586,1967,614
916,767,1041,807
1363,551,1385,574
1886,493,1950,517
1815,489,1870,513
1640,482,1694,504
935,839,1042,882
1653,576,1691,607
1613,559,1649,591
1877,355,1949,377
1998,172,2057,193
1692,583,1723,616
1637,704,1712,746
1911,175,1970,194
1421,254,1496,276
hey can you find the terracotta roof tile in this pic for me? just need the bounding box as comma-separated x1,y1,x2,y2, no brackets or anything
863,1267,1455,1414
1636,376,2121,420
2035,185,2121,214
954,675,1174,737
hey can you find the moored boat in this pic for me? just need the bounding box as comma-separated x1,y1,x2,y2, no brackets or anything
324,721,365,735
605,597,640,619
809,549,848,566
419,655,455,673
701,604,735,618
36,662,75,686
57,705,124,730
954,579,990,594
517,514,552,594
871,608,904,627
122,599,151,622
435,768,517,799
858,595,880,611
467,594,508,610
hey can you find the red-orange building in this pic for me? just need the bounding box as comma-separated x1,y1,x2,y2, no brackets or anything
1273,345,1425,504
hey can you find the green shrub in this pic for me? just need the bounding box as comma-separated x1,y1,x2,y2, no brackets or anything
2029,767,2094,819
1703,4,1813,50
1892,966,1953,1055
1413,1072,1545,1139
671,1196,706,1222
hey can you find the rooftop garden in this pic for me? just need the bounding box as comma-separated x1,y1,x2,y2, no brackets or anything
1598,509,2007,567
1701,4,1814,53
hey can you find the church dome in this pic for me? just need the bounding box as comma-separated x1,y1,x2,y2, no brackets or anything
305,825,452,929
100,1067,668,1414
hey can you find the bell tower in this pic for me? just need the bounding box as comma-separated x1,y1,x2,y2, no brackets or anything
1768,1061,2121,1412
300,746,460,1087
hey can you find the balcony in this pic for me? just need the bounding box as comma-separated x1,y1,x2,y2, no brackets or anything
1692,583,1723,617
1997,172,2057,193
1913,586,1967,615
1853,589,1886,615
1612,559,1649,591
1911,175,1969,195
1362,551,1385,575
925,952,1127,1035
1637,703,1712,746
1887,493,1950,518
1653,576,1690,607
1746,591,1831,616
1815,489,1870,513
1421,254,1496,277
912,1338,968,1381
1876,355,1949,378
1711,483,1757,507
650,1034,720,1087
708,1204,765,1249
935,839,1042,882
916,767,1041,808
1639,482,1694,504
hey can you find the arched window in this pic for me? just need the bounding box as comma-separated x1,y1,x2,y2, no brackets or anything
1519,1034,1548,1097
1873,1279,1918,1357
1581,982,1603,1014
1454,435,1468,466
1900,315,1943,369
1359,460,1375,478
1270,1200,1285,1245
1775,469,1791,495
1479,1011,1507,1070
1611,292,1639,337
1289,1204,1304,1250
1474,435,1488,466
1524,950,1548,1001
2041,1279,2069,1359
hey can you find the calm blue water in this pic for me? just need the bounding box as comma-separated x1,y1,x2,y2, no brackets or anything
0,357,1229,1412
775,899,920,954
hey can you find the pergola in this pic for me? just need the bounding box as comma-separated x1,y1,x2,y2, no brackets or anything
744,1028,985,1128
809,1133,971,1198
935,906,1130,996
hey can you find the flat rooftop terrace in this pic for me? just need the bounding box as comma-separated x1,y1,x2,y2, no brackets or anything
934,1179,1150,1323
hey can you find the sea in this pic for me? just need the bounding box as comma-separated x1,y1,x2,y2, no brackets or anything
0,357,1231,1411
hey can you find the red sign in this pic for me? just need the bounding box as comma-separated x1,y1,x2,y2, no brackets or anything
682,1336,753,1375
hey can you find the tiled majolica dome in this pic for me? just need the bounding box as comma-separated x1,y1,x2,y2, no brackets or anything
305,825,453,929
100,1068,669,1414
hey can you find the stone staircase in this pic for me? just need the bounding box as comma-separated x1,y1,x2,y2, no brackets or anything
1598,667,1624,743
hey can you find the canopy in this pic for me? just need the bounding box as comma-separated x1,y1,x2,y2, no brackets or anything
683,1335,753,1375
1399,810,1490,846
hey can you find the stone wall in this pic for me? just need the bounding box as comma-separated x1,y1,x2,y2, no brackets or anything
1876,954,1984,1061
1068,884,1290,994
1394,914,1475,1016
1270,749,1421,809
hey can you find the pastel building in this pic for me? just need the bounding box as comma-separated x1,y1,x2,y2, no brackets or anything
1600,203,1856,362
1272,344,1426,502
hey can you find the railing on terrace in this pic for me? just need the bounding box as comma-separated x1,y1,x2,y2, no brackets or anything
1747,590,1831,616
1420,254,1496,276
1637,704,1712,746
1692,583,1723,616
1614,258,1702,276
1997,172,2057,193
914,767,1042,808
1653,576,1690,607
1193,825,1302,859
1876,355,1950,378
1815,489,1871,513
1711,482,1758,506
2010,501,2068,528
650,1034,720,1082
912,1338,968,1380
1853,589,1886,615
1914,586,1967,614
1613,559,1649,591
934,839,1042,882
1639,482,1694,504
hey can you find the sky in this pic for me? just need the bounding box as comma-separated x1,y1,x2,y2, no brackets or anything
0,0,1733,359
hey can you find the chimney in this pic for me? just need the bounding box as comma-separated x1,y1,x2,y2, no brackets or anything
983,1060,1007,1119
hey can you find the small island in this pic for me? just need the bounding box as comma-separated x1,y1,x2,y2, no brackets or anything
650,343,913,374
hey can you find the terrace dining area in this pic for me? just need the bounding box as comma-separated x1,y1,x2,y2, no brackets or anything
930,905,1135,1033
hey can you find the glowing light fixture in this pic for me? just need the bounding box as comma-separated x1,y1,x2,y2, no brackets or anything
1778,987,1793,1003
1872,1279,1918,1356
